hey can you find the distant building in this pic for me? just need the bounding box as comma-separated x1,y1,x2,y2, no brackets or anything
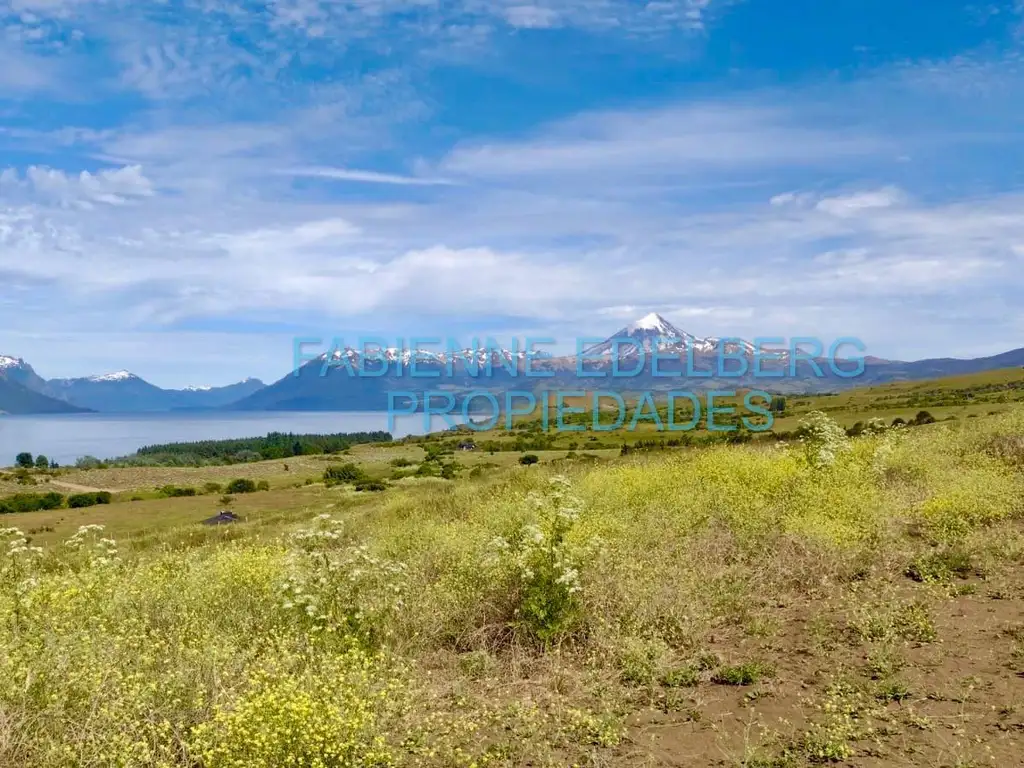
202,510,241,525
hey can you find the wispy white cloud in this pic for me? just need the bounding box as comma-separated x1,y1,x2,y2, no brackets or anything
813,186,907,216
502,5,561,29
0,45,60,93
285,166,457,186
1,0,724,104
440,104,889,183
0,164,154,207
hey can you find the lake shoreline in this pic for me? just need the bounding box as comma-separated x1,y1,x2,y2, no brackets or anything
0,411,462,467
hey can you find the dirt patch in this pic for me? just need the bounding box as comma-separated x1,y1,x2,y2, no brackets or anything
49,480,125,494
615,572,1024,767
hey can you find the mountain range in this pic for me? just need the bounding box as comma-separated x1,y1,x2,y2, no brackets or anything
0,355,264,414
2,314,1022,414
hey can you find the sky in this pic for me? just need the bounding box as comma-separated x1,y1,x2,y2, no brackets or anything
1,0,1023,388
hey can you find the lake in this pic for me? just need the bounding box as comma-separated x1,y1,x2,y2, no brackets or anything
0,411,463,466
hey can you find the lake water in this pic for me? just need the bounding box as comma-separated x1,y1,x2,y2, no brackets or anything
0,411,463,466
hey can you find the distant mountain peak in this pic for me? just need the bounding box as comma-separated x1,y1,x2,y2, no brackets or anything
88,370,138,383
0,355,48,393
183,378,263,392
584,312,697,356
580,312,766,359
0,354,27,370
316,345,536,368
625,312,683,335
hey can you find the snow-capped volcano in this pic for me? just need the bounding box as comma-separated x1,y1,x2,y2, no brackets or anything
581,313,761,359
583,313,696,356
626,312,689,336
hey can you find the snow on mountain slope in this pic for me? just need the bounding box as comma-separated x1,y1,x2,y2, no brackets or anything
627,312,686,335
88,370,139,383
583,313,698,356
0,354,49,392
316,345,539,368
581,312,765,359
303,314,771,369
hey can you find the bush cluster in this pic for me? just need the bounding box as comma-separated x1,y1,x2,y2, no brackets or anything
0,491,64,514
323,463,368,486
67,492,112,508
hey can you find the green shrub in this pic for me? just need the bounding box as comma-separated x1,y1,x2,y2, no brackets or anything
0,491,65,514
852,600,937,643
203,482,223,494
13,469,36,485
711,661,774,686
67,492,111,509
875,680,911,702
413,462,438,478
159,485,197,498
912,410,936,426
616,636,668,686
519,454,540,466
256,480,270,492
660,666,700,688
226,478,257,494
906,547,973,583
354,481,387,492
323,463,367,486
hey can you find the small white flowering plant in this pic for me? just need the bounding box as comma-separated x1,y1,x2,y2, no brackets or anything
64,524,120,568
486,475,588,648
1,526,45,628
869,420,906,479
798,411,852,469
280,514,408,649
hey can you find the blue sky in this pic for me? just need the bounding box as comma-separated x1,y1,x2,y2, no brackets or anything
1,0,1023,387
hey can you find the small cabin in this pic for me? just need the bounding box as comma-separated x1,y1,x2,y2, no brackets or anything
202,510,241,526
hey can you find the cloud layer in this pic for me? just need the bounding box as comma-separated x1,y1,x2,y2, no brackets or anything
1,0,1023,386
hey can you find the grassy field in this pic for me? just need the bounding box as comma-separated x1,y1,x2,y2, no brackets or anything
419,366,1024,448
2,372,1024,766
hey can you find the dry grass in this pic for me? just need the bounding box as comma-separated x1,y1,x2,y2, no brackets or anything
2,409,1024,766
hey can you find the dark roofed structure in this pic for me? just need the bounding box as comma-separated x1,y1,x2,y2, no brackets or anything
202,510,241,526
